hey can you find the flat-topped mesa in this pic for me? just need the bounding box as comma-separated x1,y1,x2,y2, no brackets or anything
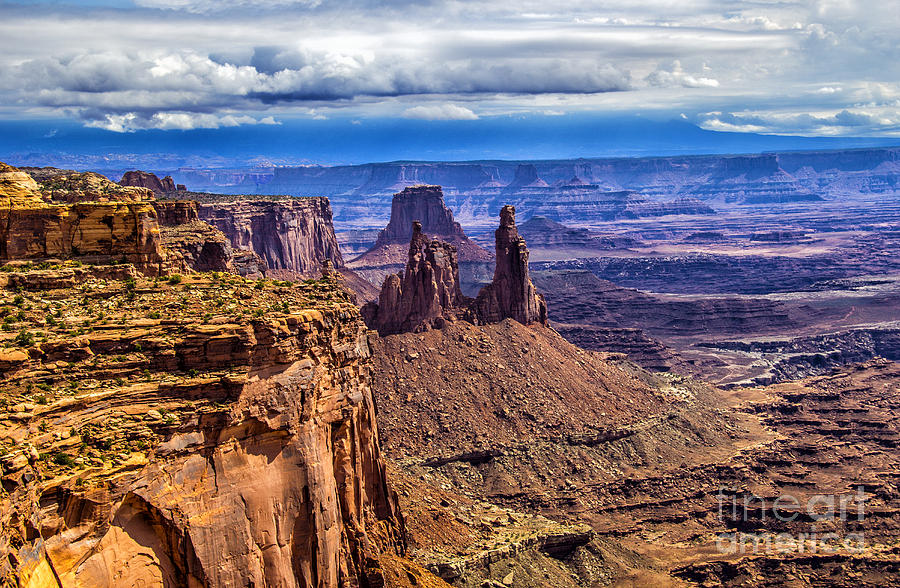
375,186,467,246
352,185,490,267
120,170,178,196
473,205,548,326
362,221,468,335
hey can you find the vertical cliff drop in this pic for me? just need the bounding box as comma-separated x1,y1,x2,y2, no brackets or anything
0,164,427,588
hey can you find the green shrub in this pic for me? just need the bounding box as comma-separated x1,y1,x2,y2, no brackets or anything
53,452,76,467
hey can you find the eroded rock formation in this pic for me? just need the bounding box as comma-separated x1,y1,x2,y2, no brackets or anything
364,206,547,334
473,206,547,326
120,170,178,196
198,197,345,276
351,185,490,268
152,200,236,274
0,270,406,587
362,222,468,334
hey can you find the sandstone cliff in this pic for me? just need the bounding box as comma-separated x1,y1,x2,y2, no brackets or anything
351,186,490,268
198,197,345,276
0,163,165,273
0,268,406,587
151,200,238,274
472,206,547,326
361,222,468,335
119,170,178,196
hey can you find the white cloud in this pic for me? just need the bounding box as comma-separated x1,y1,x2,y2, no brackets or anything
134,0,322,13
697,107,900,137
0,0,899,136
645,61,719,89
402,104,478,120
84,111,278,132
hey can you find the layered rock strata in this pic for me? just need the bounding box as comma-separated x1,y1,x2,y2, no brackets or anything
119,170,178,196
0,163,165,273
0,269,405,587
198,197,345,275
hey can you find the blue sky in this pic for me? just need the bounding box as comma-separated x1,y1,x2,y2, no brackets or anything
2,0,900,165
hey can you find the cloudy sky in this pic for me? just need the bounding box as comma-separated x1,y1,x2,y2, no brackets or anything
1,0,899,163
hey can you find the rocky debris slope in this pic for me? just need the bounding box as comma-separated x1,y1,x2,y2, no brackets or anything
472,206,547,326
363,206,547,334
553,323,682,372
350,185,491,269
119,170,181,196
362,222,468,335
197,196,345,276
369,319,737,584
390,468,597,587
0,267,411,587
0,163,165,274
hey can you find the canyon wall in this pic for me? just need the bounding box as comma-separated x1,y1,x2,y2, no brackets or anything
0,163,165,273
1,270,405,587
178,147,900,224
198,198,345,275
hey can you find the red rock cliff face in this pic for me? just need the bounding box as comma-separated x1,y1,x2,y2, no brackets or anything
473,205,547,326
1,273,404,587
362,222,468,335
199,198,345,275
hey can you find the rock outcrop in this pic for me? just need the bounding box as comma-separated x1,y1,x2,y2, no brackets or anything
120,170,178,196
198,197,345,276
362,222,468,335
152,200,238,274
473,206,547,326
351,185,490,268
363,206,547,334
0,163,165,273
0,269,406,587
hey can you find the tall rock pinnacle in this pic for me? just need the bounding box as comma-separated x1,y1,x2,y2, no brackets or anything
362,221,468,335
473,205,548,326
